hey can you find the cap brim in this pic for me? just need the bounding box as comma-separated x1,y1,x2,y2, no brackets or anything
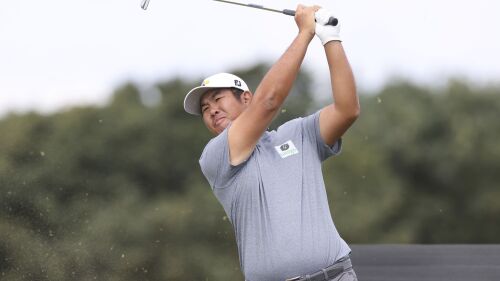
183,86,213,115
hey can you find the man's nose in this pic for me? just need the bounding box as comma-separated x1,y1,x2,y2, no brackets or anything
209,106,220,116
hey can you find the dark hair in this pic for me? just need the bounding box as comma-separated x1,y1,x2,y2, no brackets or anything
199,88,246,114
230,88,244,100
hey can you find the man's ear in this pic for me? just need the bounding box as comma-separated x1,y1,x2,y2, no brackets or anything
241,91,253,104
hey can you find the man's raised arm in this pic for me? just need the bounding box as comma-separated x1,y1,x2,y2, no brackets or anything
228,5,320,165
315,9,360,146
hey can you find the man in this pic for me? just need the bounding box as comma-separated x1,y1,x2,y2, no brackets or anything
183,5,359,281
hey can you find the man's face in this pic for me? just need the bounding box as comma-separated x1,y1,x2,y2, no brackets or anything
200,88,249,135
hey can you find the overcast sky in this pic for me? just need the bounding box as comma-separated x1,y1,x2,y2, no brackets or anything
1,0,499,117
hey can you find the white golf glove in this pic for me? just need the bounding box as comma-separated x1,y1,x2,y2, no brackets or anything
315,8,341,45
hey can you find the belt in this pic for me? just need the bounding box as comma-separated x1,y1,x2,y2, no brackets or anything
285,257,352,281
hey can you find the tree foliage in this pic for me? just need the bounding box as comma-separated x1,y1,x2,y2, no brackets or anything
0,64,499,280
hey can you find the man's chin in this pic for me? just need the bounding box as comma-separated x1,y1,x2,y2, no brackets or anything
214,121,230,134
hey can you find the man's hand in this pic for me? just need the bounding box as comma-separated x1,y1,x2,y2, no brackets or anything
294,4,320,39
315,8,341,45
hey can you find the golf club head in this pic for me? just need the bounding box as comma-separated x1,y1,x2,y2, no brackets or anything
141,0,150,10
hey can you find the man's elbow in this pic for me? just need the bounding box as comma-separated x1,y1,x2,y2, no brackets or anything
254,86,282,112
344,102,360,123
352,104,361,120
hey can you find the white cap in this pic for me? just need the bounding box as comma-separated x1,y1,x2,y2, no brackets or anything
184,73,250,115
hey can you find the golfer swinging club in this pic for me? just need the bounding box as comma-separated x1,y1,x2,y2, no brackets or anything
184,4,359,281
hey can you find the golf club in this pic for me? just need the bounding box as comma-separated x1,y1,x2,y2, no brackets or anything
141,0,150,10
213,0,338,26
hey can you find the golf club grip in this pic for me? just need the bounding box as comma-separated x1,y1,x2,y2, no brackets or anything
282,9,338,26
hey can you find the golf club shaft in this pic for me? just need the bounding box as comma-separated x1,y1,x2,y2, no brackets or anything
141,0,150,10
213,0,338,26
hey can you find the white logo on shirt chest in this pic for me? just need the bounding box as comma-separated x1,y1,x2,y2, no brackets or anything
274,140,299,159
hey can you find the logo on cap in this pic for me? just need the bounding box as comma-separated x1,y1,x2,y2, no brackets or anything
234,80,242,87
202,79,210,86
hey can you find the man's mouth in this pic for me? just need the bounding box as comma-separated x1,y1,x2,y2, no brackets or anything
214,117,225,126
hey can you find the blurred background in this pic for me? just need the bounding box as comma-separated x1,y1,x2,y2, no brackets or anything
1,0,499,280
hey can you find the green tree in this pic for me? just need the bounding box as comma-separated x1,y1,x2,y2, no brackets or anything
1,65,499,281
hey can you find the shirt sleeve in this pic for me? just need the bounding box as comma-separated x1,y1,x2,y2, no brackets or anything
199,128,244,189
301,110,342,162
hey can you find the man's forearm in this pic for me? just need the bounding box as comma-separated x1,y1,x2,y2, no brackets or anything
253,32,313,111
325,41,359,116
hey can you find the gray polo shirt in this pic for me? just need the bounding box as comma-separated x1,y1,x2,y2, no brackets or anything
199,111,351,281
